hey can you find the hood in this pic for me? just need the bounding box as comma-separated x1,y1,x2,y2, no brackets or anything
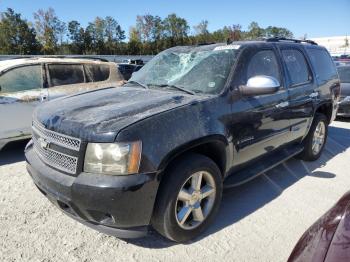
34,86,199,142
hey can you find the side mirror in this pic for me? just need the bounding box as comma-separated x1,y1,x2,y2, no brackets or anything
239,75,280,96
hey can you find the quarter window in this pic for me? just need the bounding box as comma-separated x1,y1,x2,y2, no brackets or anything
282,49,311,86
0,65,42,93
247,50,280,82
85,64,110,82
48,64,85,87
306,48,337,84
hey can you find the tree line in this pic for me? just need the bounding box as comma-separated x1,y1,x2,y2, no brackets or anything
0,8,294,55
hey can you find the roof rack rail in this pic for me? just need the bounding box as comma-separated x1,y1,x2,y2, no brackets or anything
266,37,318,45
69,56,109,62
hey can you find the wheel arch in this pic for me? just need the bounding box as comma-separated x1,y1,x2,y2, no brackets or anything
157,135,229,181
315,101,333,124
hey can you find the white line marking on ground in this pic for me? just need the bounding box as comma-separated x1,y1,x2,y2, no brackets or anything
300,160,311,174
262,173,283,193
283,162,299,179
328,136,348,151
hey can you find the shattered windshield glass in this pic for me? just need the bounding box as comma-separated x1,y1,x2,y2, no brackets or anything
128,45,239,94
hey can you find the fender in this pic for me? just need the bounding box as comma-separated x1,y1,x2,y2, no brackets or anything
157,134,231,179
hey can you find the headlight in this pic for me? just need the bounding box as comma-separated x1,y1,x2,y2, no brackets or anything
84,141,142,175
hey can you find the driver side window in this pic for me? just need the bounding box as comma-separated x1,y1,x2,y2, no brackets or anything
247,50,280,82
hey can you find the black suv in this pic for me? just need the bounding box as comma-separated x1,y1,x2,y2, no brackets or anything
25,38,340,242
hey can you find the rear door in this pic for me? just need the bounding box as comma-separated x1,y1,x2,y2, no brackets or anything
46,63,113,100
0,64,46,140
279,46,316,141
46,63,87,100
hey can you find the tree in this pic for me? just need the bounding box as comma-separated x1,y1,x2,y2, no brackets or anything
264,26,293,38
163,13,189,46
193,20,209,36
246,22,265,40
67,20,85,54
0,8,40,54
33,8,62,54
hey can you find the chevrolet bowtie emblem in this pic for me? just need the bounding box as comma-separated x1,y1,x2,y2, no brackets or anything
38,137,49,150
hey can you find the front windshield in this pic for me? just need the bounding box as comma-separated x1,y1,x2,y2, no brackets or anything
128,45,239,94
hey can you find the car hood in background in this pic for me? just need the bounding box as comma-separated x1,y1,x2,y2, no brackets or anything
34,86,201,142
288,191,350,262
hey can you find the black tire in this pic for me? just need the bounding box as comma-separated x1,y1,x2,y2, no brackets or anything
298,113,328,161
152,153,223,242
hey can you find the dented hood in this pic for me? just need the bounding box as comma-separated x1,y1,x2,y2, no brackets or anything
34,86,198,142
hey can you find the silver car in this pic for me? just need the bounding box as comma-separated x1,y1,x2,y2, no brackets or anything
0,57,125,150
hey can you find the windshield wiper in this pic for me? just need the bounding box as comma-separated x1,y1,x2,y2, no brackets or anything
150,84,195,95
126,80,149,89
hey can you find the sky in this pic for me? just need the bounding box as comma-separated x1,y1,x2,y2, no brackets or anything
1,0,349,38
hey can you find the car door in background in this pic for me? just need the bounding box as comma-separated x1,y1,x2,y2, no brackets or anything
0,64,46,140
46,63,112,100
280,47,317,141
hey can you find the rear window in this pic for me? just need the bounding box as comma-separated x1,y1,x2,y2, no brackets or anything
337,66,350,83
48,64,85,87
306,48,337,84
282,49,311,86
85,64,110,82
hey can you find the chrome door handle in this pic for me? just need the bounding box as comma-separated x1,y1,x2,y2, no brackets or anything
309,92,319,98
275,101,289,108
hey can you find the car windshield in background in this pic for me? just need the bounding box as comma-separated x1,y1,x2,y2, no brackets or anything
128,45,239,94
338,66,350,83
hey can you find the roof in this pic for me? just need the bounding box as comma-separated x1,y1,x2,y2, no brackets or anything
0,57,115,73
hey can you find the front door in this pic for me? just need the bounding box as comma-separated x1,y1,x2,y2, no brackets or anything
231,47,291,166
0,64,46,140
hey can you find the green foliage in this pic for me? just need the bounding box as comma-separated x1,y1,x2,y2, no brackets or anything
0,7,295,55
0,8,40,54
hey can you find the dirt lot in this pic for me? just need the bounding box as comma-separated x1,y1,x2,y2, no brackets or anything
1,119,350,262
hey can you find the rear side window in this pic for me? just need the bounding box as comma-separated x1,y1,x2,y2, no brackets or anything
85,64,110,82
48,64,84,87
307,48,338,84
247,50,280,82
0,65,42,93
338,66,350,83
282,49,311,86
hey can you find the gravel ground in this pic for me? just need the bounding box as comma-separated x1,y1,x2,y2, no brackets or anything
1,119,350,262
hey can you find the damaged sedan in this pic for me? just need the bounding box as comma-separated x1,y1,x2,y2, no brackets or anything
0,57,125,150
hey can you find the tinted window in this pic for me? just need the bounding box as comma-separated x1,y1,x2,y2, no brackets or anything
85,64,110,82
307,48,338,84
0,65,42,93
282,49,311,86
48,64,84,87
338,66,350,83
247,50,280,82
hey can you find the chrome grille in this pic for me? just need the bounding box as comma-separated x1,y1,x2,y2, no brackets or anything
32,120,81,174
32,120,81,151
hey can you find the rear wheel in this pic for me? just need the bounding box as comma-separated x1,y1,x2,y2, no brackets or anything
152,154,222,242
298,113,328,161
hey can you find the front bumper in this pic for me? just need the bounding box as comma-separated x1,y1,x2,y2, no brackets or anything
25,143,159,238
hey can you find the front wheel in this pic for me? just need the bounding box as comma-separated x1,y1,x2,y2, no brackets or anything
298,113,328,161
152,154,223,242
